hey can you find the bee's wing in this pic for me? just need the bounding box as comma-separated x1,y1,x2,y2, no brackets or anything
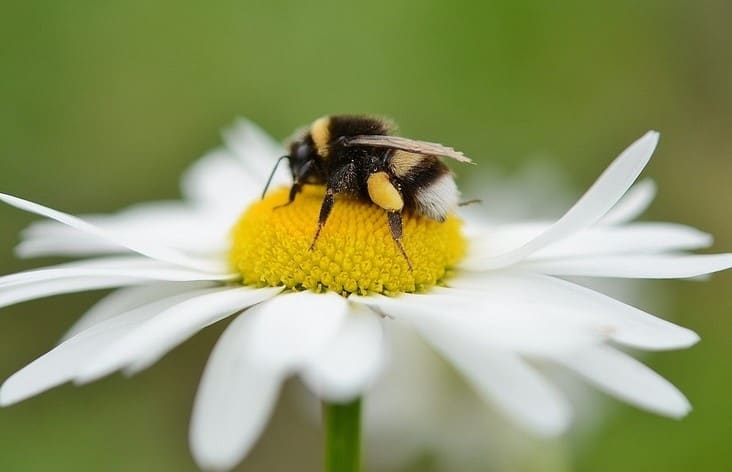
346,135,473,163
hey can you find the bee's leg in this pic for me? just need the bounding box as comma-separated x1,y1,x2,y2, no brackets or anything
458,199,482,207
387,211,413,271
309,163,357,250
275,160,316,209
274,182,302,209
309,187,335,251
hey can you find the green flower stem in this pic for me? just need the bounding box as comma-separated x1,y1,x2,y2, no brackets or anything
323,398,362,472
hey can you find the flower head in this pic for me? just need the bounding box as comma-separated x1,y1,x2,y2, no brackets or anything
230,186,464,295
1,120,730,471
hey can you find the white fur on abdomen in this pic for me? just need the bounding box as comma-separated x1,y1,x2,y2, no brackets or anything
415,174,459,222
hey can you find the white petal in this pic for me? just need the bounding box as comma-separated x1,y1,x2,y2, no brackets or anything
0,277,147,310
466,131,659,270
1,327,132,406
0,290,209,405
245,291,348,372
181,150,261,215
302,303,385,402
222,118,289,183
353,291,599,356
22,200,189,237
61,281,217,342
553,345,690,417
190,312,283,471
528,223,713,260
465,183,660,257
75,287,282,383
18,203,231,258
447,271,699,350
522,253,732,279
463,222,550,261
600,179,657,225
16,234,130,258
0,257,237,288
362,321,447,438
411,314,571,435
465,221,711,264
0,192,226,273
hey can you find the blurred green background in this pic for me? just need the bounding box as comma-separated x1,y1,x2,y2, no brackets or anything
1,1,731,471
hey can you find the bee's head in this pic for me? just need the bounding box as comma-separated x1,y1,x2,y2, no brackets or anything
287,135,322,183
261,132,324,200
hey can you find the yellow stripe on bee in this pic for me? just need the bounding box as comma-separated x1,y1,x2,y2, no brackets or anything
310,116,331,157
367,171,404,211
390,150,424,178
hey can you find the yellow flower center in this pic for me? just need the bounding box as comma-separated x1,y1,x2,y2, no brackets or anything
230,187,466,296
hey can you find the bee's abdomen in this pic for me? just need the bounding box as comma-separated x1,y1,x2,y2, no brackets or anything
390,151,447,188
391,152,458,222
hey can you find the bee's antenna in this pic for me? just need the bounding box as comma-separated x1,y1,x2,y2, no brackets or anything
261,155,290,199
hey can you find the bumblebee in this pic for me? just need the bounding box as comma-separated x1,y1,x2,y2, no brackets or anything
262,115,473,270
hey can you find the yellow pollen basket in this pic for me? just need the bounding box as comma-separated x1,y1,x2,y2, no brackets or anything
230,187,466,296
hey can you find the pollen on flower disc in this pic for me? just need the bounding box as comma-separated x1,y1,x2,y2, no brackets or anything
230,187,466,296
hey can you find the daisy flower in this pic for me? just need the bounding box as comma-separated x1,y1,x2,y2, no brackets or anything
1,120,730,471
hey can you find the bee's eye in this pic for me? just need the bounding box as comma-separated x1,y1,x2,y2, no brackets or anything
295,143,312,162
